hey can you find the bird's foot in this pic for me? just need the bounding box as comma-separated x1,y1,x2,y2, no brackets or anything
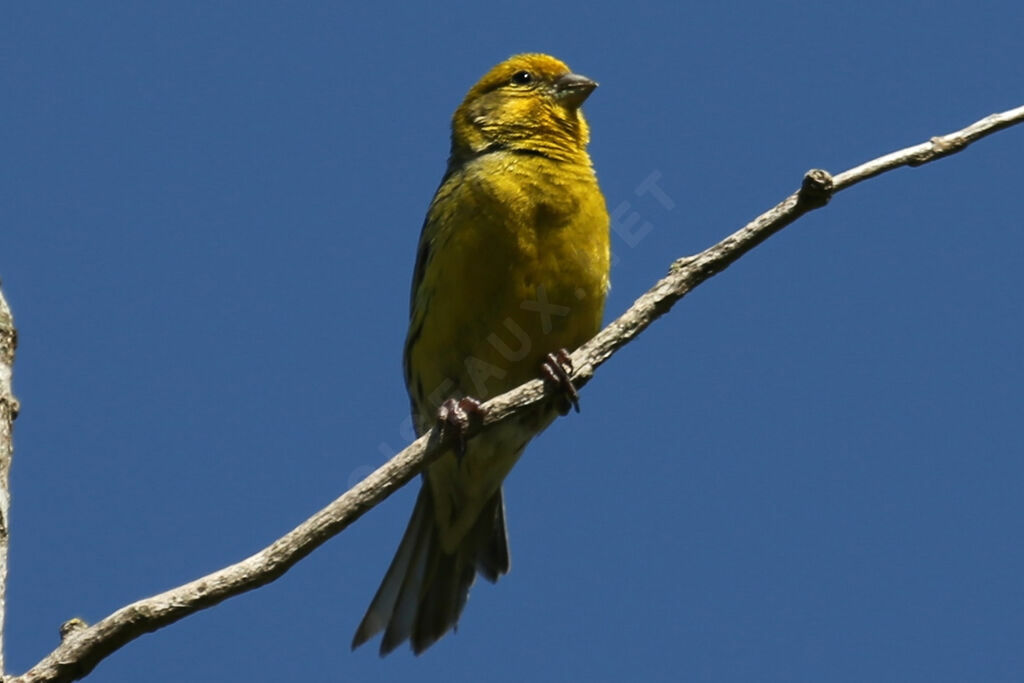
437,396,484,459
541,349,580,415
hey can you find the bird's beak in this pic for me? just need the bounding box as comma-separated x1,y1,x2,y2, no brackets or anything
554,72,598,109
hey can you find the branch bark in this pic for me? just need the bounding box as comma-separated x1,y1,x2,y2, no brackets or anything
8,103,1024,682
0,285,17,676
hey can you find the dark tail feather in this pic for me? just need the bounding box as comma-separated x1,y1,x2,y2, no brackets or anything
473,489,510,582
351,486,511,655
351,487,430,651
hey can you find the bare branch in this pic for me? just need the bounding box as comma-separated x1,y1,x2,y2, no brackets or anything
0,284,17,675
9,103,1024,683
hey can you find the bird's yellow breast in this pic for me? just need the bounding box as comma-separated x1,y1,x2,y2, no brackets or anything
407,150,610,424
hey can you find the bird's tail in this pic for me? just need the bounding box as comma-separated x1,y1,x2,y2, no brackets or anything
351,483,510,655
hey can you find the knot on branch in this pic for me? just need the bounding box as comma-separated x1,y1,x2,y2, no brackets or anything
669,255,697,275
908,136,959,166
798,169,834,208
60,617,89,641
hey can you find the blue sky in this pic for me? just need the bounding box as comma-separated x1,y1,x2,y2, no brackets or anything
3,2,1023,681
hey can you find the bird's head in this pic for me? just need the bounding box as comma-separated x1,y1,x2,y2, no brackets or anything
450,53,597,163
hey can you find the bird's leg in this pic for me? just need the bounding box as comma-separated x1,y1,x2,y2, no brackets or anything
541,349,580,415
437,396,484,459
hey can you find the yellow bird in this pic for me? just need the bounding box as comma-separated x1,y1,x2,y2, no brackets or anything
352,53,611,655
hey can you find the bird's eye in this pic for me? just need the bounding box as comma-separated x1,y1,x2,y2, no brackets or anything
510,70,533,85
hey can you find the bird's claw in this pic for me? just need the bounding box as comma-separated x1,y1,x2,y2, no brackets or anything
437,396,484,459
541,349,580,415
